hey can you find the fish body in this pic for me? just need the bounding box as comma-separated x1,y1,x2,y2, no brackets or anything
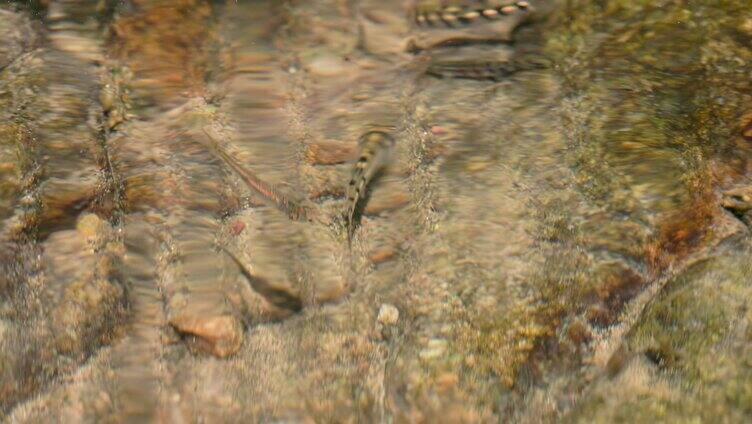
414,1,531,27
426,55,549,81
201,127,311,222
346,131,395,242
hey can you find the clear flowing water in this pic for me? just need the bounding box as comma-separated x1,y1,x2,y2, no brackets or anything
1,1,752,422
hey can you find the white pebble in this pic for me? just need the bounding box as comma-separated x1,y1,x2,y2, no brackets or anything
377,303,399,325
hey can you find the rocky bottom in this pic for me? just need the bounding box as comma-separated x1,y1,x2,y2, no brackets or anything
1,0,752,422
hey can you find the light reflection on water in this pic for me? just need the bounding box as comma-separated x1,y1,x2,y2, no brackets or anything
1,0,752,421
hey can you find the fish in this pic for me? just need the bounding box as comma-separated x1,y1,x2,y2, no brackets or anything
346,130,395,243
414,1,531,27
426,54,550,81
201,127,312,222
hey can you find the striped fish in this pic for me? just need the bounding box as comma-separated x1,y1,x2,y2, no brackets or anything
414,1,531,27
346,131,395,243
426,54,550,81
201,127,312,222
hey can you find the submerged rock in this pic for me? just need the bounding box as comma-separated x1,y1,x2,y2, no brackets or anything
170,314,243,358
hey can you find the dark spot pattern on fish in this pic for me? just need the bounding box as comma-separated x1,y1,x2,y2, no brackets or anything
346,131,395,243
414,1,532,27
426,54,550,81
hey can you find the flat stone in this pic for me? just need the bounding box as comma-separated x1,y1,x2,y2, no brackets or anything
304,139,357,165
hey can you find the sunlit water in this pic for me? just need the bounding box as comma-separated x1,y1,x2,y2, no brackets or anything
1,1,752,422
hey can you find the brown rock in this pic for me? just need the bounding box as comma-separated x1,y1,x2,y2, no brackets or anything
304,139,357,165
430,125,448,135
170,314,243,358
368,246,397,264
364,185,410,215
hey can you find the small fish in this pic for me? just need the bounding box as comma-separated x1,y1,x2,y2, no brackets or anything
201,127,312,222
414,2,530,27
426,55,550,81
346,130,395,243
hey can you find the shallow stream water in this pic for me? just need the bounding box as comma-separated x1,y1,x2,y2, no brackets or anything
1,1,752,422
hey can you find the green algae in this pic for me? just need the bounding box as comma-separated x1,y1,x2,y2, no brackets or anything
568,241,752,422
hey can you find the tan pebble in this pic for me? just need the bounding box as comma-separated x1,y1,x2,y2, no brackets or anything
465,354,477,367
466,159,490,172
170,314,243,358
416,14,427,24
462,11,480,20
377,303,399,325
76,213,106,240
741,18,752,35
364,189,410,215
99,84,116,111
369,246,397,264
516,1,530,9
500,5,517,14
307,55,349,77
482,9,499,17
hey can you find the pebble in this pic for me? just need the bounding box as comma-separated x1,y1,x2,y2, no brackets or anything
368,246,397,265
306,54,349,77
304,139,357,165
170,314,243,358
99,83,117,112
430,125,448,135
377,303,399,325
230,219,246,236
76,213,107,240
364,187,410,215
